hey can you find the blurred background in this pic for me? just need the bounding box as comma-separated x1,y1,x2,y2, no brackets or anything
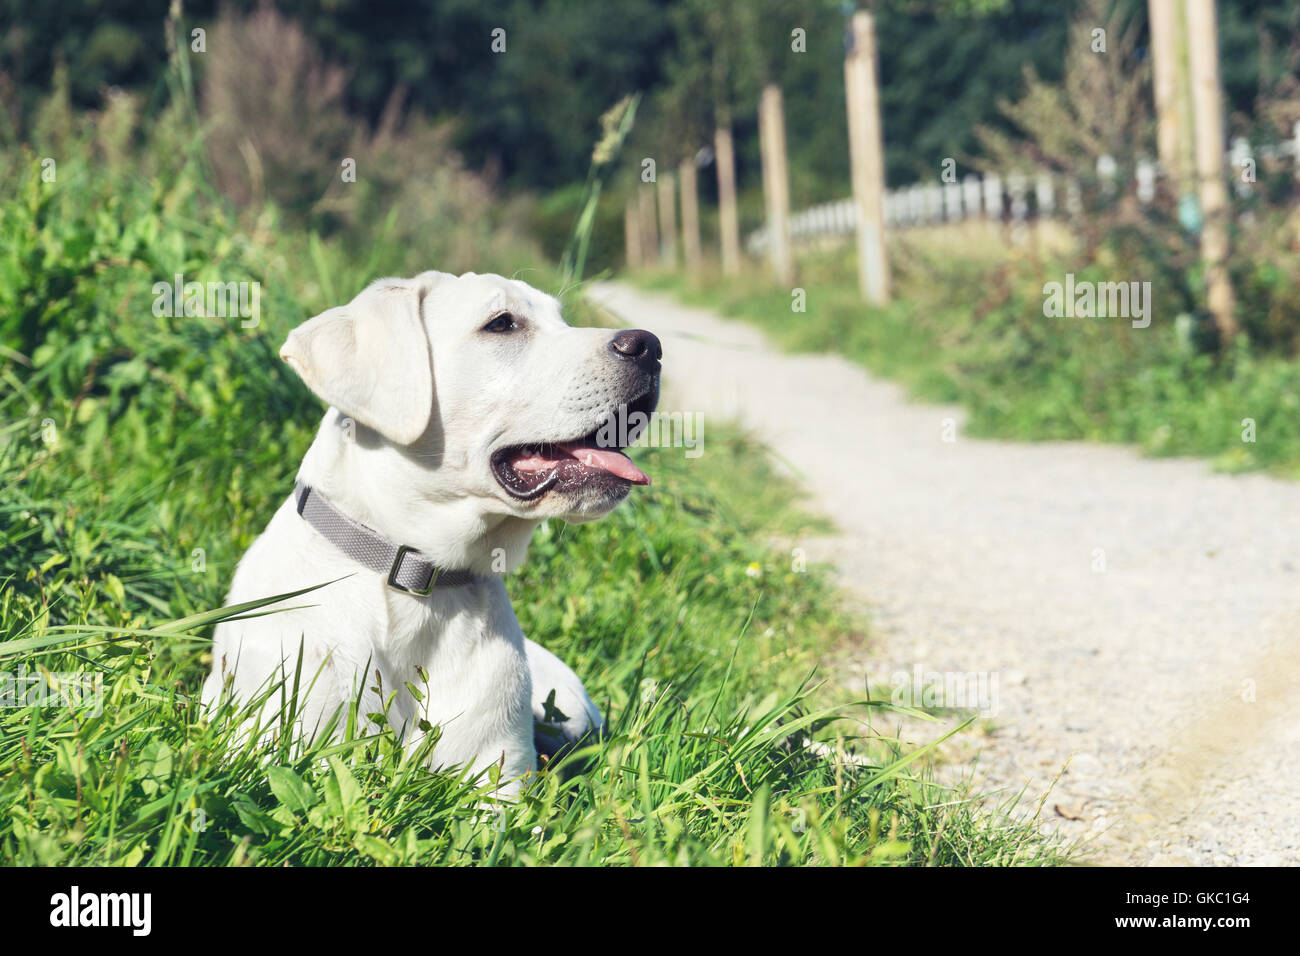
3,1,1294,277
5,0,1299,461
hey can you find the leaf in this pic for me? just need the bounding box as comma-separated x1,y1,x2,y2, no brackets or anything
353,833,399,865
270,804,298,829
233,798,275,836
267,766,319,816
103,573,126,607
138,741,173,797
326,755,366,830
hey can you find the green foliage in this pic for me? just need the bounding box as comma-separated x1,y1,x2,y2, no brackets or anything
526,181,626,278
974,0,1149,179
5,0,1298,203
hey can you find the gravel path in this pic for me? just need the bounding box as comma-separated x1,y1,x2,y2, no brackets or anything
590,280,1300,866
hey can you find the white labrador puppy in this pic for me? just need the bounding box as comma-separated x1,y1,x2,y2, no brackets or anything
201,271,661,796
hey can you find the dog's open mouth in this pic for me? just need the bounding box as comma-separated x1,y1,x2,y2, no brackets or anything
491,392,655,501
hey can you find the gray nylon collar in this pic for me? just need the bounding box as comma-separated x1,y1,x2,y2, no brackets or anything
293,482,480,594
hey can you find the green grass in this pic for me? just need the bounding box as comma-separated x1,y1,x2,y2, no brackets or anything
634,245,1300,478
1,420,1068,864
0,119,1068,868
1,399,1069,865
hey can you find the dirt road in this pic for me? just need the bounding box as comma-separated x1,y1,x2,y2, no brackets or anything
591,280,1300,866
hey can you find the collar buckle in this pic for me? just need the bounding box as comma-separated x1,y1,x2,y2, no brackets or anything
386,545,436,596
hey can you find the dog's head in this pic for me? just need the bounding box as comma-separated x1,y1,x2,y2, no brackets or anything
281,271,660,524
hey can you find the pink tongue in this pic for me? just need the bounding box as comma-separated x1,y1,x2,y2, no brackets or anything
558,442,650,485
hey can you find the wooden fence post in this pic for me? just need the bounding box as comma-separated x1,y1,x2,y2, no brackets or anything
679,157,702,276
715,124,742,276
624,201,643,270
758,83,794,285
637,185,658,269
1186,0,1237,341
1148,0,1196,192
844,10,890,304
657,170,678,267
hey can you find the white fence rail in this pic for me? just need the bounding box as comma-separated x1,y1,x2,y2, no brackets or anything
746,123,1300,256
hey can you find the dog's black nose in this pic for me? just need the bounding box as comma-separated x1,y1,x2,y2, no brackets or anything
609,329,662,371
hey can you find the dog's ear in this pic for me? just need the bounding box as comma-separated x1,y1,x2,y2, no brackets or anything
280,273,450,445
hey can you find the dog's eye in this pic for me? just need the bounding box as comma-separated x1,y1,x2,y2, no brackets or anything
482,312,518,334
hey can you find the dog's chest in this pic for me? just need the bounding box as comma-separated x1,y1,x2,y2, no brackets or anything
373,579,531,731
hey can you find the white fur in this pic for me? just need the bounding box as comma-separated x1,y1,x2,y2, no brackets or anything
202,271,646,796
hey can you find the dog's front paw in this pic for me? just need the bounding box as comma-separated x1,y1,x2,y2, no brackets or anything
525,639,604,761
533,688,602,760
